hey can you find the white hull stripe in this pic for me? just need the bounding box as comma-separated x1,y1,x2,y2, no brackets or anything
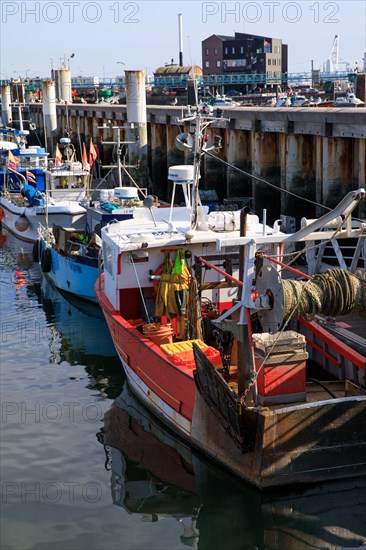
119,353,192,437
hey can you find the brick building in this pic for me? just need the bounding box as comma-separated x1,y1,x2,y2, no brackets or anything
202,33,288,92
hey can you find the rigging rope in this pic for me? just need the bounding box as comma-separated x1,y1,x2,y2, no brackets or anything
204,149,364,223
283,268,366,321
242,269,366,404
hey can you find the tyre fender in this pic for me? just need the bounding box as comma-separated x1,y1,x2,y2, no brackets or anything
41,247,52,273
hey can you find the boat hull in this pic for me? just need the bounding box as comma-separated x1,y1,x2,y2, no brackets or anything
97,284,366,490
191,352,366,489
40,242,98,303
0,196,85,242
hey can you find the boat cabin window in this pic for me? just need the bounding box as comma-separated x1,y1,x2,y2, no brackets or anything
103,242,113,276
18,156,47,169
51,175,85,189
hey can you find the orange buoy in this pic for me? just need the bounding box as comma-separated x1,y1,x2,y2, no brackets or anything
0,207,4,221
14,214,30,232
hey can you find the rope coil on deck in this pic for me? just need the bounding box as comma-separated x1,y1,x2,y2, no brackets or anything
283,268,366,321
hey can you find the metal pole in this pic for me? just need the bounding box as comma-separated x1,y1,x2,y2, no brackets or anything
178,13,183,67
238,206,250,397
116,128,122,187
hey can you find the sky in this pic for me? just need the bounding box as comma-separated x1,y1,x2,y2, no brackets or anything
1,0,365,80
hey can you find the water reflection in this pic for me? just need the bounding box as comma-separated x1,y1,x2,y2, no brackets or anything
1,228,122,398
101,383,366,550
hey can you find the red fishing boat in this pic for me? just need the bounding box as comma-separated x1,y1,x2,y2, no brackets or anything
96,107,366,489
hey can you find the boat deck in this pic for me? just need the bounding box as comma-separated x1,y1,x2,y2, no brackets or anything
226,365,363,406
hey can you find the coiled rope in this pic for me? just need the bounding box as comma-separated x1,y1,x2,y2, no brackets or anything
283,268,366,322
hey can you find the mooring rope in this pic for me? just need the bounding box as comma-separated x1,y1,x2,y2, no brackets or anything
186,276,203,341
283,268,366,321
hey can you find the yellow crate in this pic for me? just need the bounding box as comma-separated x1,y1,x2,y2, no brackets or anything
160,339,208,355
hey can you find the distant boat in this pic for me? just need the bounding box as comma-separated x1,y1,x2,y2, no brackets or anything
334,92,365,107
211,95,241,108
275,95,291,107
290,95,309,107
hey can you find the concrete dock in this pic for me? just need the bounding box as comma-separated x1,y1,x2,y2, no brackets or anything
28,103,366,222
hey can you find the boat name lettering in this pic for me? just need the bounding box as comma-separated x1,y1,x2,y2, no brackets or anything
70,263,82,273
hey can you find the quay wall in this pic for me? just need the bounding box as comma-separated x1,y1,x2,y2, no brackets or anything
28,104,366,222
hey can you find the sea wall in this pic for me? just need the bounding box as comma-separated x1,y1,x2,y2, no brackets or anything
28,103,366,222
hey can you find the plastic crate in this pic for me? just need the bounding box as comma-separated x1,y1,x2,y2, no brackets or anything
161,341,223,371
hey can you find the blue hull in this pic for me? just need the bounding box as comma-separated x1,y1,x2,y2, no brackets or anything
40,242,99,303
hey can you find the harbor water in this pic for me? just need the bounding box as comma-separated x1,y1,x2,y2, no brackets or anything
1,229,365,550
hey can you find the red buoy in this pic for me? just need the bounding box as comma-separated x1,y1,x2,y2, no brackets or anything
14,214,30,232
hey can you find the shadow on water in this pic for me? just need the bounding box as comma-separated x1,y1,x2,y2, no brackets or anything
100,382,366,550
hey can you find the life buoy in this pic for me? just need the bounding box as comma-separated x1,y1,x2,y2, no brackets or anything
32,239,42,263
41,248,52,273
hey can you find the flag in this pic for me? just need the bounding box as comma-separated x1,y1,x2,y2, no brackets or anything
54,144,62,165
82,142,89,169
8,150,20,170
89,138,97,168
26,170,37,185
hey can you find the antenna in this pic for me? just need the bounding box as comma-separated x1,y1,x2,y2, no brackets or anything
187,35,198,106
178,13,183,67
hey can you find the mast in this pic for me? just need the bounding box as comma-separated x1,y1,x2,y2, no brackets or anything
191,113,203,230
176,107,227,231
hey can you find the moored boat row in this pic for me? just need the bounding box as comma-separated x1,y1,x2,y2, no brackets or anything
5,104,365,491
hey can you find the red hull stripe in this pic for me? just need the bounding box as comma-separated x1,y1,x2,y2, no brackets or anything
96,282,195,419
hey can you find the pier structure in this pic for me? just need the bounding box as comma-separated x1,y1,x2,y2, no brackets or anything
125,70,149,187
1,85,12,126
41,80,58,153
27,103,366,221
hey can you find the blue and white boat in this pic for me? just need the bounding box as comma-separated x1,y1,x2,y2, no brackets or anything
37,228,101,303
0,140,91,242
0,128,48,190
36,186,144,302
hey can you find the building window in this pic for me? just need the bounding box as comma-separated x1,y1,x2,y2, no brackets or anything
216,60,221,67
225,59,247,68
205,61,210,68
205,48,209,55
232,47,235,54
224,47,228,54
268,59,271,65
240,47,244,54
214,47,218,55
